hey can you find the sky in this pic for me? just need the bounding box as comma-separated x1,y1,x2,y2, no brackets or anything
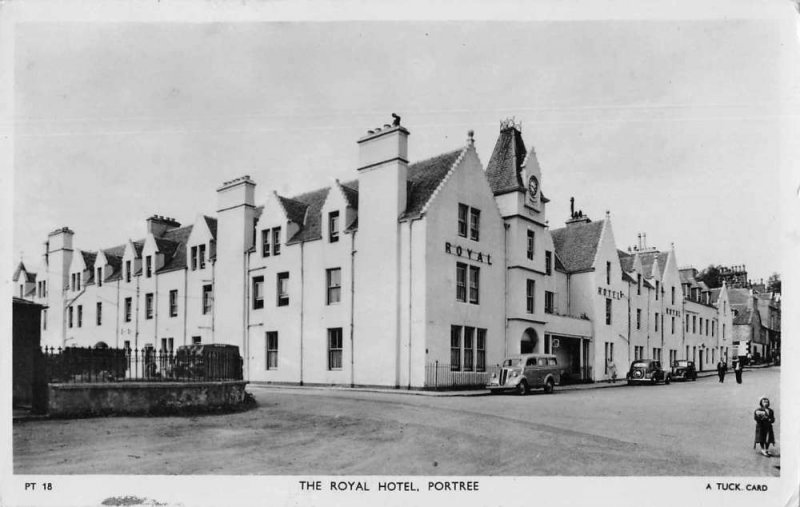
11,17,797,283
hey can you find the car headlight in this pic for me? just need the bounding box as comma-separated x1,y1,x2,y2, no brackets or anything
491,372,497,379
510,370,519,378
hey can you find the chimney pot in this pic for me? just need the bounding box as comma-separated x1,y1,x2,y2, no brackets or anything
384,124,391,129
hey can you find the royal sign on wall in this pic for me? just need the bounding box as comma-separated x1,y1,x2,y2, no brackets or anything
445,242,493,265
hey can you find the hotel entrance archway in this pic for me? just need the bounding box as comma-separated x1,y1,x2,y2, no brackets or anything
520,328,539,354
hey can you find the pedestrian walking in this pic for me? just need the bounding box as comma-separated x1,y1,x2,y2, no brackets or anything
753,396,775,456
607,359,618,383
717,360,727,383
734,359,743,384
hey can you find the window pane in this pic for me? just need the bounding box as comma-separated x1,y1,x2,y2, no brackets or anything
450,325,461,371
456,263,466,302
458,204,468,237
469,266,480,304
469,208,480,241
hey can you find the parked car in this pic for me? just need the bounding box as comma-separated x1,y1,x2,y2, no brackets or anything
626,359,670,385
670,360,697,381
486,353,560,395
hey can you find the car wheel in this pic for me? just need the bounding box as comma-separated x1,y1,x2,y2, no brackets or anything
517,380,529,396
544,379,554,394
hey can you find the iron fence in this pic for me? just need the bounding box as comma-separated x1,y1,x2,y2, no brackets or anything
425,361,497,390
42,344,243,383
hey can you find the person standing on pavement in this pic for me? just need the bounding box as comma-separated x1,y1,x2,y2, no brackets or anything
734,359,743,384
753,396,775,456
717,360,727,383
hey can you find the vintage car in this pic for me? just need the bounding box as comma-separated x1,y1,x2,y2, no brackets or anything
486,353,560,395
626,359,670,385
670,360,697,381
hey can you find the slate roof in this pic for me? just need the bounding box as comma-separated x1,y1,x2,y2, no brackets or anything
733,308,754,325
339,181,359,210
159,225,194,273
709,288,721,304
285,188,330,244
486,126,527,195
550,220,605,273
102,244,126,282
401,149,463,220
13,262,36,283
204,216,218,239
622,270,636,283
618,250,634,272
638,251,666,278
727,288,752,307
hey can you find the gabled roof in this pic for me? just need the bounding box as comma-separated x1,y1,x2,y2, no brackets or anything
13,262,36,283
81,251,97,270
709,288,722,304
203,216,218,239
618,250,634,273
339,180,359,210
402,149,464,220
733,307,754,325
486,126,527,195
550,220,605,273
159,225,194,273
637,251,667,279
285,188,329,244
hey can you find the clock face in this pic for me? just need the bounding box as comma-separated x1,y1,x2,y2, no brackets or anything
528,175,539,199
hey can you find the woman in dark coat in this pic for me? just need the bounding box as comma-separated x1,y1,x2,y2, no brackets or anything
734,360,743,384
717,360,726,382
753,396,775,456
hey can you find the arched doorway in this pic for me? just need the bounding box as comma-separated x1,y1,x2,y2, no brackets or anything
520,328,538,354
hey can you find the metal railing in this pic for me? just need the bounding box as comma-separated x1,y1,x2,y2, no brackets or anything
41,345,243,383
425,361,496,390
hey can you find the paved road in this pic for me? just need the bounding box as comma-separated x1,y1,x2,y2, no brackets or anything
13,367,779,476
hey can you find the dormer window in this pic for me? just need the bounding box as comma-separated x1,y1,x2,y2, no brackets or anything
469,208,480,241
606,262,611,285
329,211,340,243
198,244,206,269
125,260,132,282
145,256,152,278
96,267,103,287
261,230,270,257
637,274,642,295
655,281,660,300
458,204,468,237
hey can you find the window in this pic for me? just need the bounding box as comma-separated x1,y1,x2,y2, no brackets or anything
145,256,152,278
266,332,278,370
686,316,689,332
655,281,660,300
526,230,534,260
198,244,206,269
545,251,552,275
328,328,343,370
458,204,468,237
68,306,74,328
42,309,47,330
692,315,696,333
604,342,614,374
125,298,132,322
191,246,198,270
712,321,715,337
261,230,271,257
192,336,202,345
671,286,675,305
124,340,131,350
96,302,102,326
605,298,612,325
545,291,554,314
606,261,611,285
96,267,103,287
326,268,341,304
637,274,641,295
476,329,486,372
456,263,467,302
202,284,213,314
272,227,281,256
463,327,475,371
723,324,726,339
669,349,677,366
169,290,178,317
469,208,480,241
253,276,265,310
671,316,675,334
450,326,461,371
126,260,132,282
77,305,83,327
706,320,709,336
145,293,154,319
329,211,340,243
655,312,659,332
277,272,289,306
526,279,535,313
161,337,174,354
636,309,642,330
468,266,480,304
634,346,644,361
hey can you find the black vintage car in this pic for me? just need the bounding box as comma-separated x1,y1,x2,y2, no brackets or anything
626,359,670,385
671,360,697,381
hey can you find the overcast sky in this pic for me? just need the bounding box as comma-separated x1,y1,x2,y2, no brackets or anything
12,17,797,282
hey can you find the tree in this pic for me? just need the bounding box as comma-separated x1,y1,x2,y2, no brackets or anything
767,272,781,294
696,265,721,289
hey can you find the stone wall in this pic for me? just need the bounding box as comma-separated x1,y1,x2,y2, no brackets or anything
47,381,250,417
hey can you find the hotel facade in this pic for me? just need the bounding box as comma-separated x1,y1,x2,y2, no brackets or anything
14,117,737,387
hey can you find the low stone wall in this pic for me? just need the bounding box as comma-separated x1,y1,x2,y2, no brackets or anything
47,381,250,417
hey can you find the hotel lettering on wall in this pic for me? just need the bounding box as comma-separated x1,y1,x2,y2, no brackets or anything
444,242,493,265
597,287,624,300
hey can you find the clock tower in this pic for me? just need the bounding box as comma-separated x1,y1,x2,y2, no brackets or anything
486,119,550,357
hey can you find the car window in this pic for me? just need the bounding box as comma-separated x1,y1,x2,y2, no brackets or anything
654,362,661,369
633,362,649,368
538,358,547,366
526,358,536,366
503,358,521,367
548,358,557,366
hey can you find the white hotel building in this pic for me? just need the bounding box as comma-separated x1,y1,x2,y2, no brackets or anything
15,117,734,387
